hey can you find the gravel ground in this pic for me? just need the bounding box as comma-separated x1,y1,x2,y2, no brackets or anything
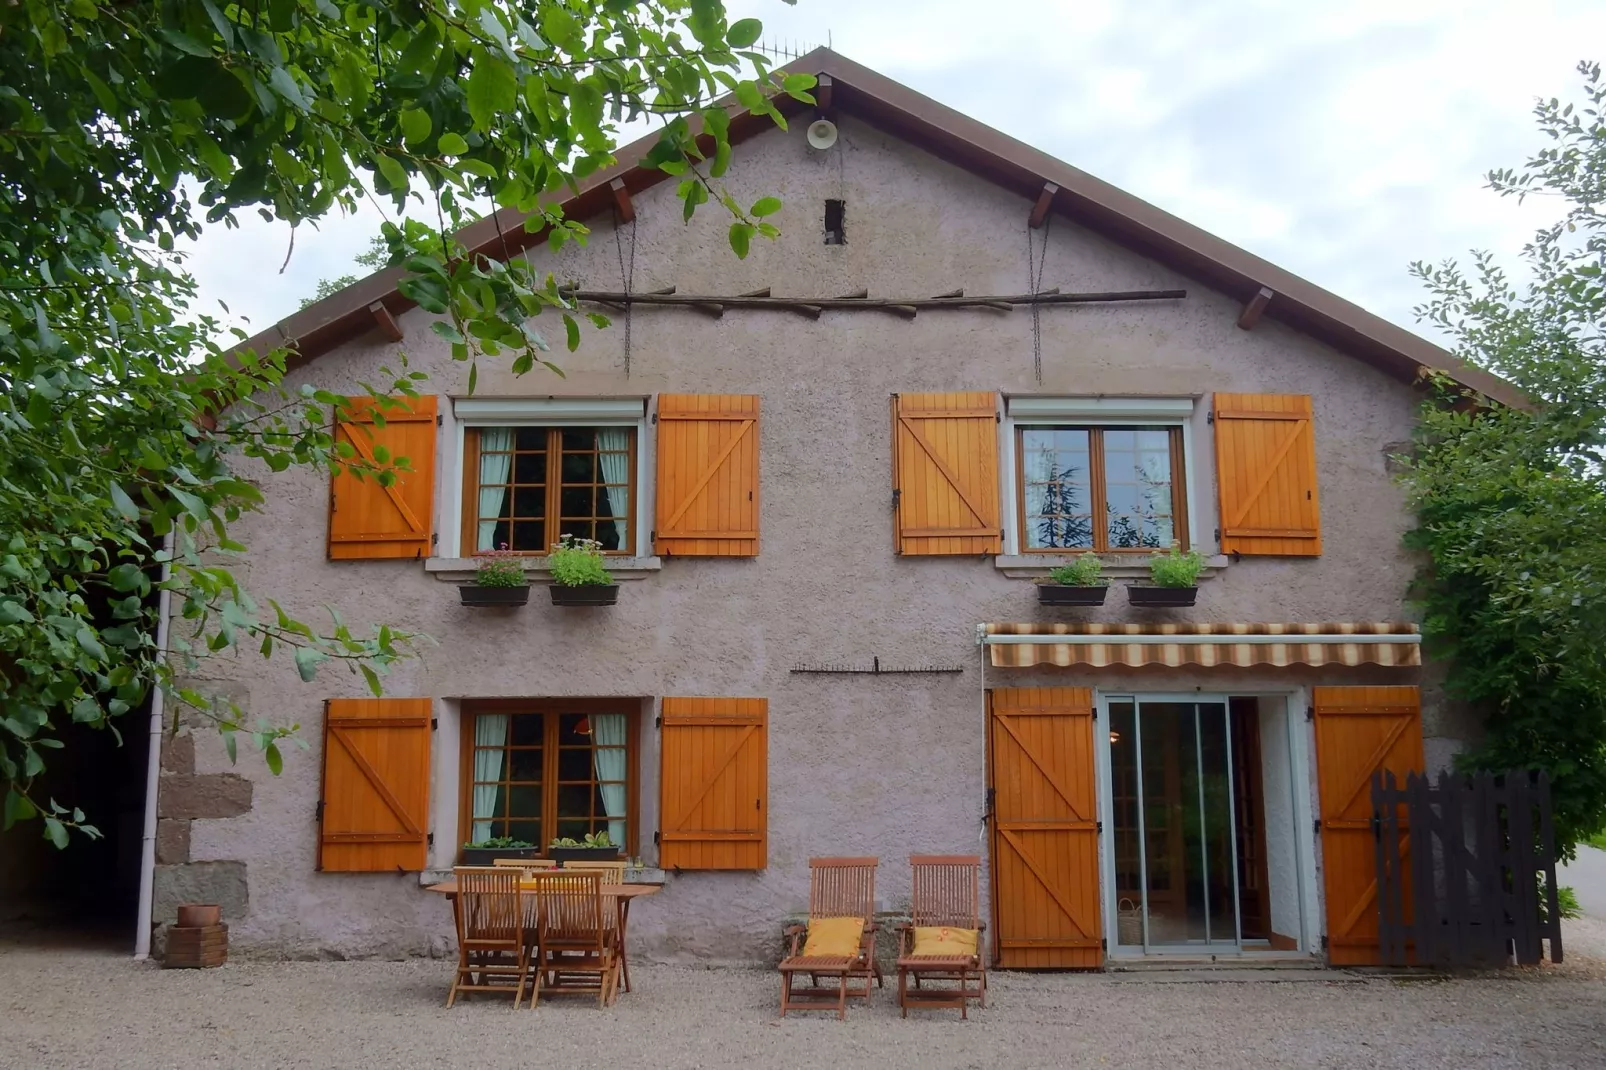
3,920,1605,1070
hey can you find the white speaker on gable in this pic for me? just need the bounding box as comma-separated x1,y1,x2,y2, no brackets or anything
806,119,838,151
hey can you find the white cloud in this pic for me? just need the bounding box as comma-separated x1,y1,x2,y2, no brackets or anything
186,0,1606,342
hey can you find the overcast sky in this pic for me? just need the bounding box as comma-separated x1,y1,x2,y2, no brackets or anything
183,0,1606,344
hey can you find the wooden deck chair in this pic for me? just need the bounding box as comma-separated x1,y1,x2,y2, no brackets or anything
527,871,621,1008
778,857,880,1020
564,859,632,992
493,857,558,868
447,867,535,1009
897,855,986,1018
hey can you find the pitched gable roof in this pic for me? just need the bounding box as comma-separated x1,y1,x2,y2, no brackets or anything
244,48,1524,408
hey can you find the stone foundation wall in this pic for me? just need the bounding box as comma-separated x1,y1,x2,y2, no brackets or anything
150,730,251,957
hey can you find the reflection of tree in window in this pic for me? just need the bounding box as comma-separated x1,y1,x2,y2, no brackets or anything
1104,429,1173,549
1024,428,1094,550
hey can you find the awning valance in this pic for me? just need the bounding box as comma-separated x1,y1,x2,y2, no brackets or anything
980,622,1420,669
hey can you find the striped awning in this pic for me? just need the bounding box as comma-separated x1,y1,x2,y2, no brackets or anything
981,622,1421,669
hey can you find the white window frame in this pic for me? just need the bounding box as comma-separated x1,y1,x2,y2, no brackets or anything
447,397,652,558
999,396,1200,556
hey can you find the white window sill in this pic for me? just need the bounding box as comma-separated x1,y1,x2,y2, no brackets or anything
424,557,663,583
994,553,1230,582
418,867,666,886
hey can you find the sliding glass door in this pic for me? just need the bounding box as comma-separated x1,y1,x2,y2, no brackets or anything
1108,697,1244,951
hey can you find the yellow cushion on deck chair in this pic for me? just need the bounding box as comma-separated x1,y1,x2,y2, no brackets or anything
801,916,864,958
911,926,979,958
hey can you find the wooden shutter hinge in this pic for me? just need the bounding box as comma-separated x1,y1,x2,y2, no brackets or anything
431,717,438,729
1101,937,1108,951
654,831,661,845
1306,705,1315,721
891,488,901,511
431,532,438,547
1207,410,1215,424
436,414,443,426
1214,527,1221,542
314,799,325,824
427,832,434,846
1320,935,1329,952
1096,820,1103,834
651,412,658,424
1314,817,1322,836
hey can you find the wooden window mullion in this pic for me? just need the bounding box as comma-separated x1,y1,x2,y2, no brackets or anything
543,429,563,556
1170,427,1189,551
1089,429,1108,553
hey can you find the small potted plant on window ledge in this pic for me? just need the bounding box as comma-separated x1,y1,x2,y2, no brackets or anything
460,837,538,866
460,549,530,607
1037,553,1110,606
1129,544,1204,607
548,831,622,864
548,534,618,607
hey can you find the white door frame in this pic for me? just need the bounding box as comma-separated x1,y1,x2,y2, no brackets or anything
1095,690,1319,959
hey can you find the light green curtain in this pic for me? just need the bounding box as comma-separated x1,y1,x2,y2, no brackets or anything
595,428,630,550
590,714,628,846
476,428,514,551
471,714,508,842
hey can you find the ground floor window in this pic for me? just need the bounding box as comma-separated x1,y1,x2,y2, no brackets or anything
460,701,636,855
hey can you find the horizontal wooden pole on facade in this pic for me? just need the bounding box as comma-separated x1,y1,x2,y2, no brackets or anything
561,287,1186,315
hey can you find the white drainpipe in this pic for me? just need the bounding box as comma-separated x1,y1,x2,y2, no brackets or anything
133,534,173,960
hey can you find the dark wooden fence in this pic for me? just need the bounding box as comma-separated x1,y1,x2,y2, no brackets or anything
1372,769,1563,967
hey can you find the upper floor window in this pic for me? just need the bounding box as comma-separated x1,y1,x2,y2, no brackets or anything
461,426,637,554
1017,426,1185,551
1004,396,1196,555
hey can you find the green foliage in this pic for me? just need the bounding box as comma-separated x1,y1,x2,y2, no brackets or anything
1585,827,1606,852
547,535,612,587
1148,545,1204,588
1047,554,1107,587
472,551,528,588
300,219,466,309
463,836,533,849
1401,61,1606,860
0,0,801,843
550,831,613,848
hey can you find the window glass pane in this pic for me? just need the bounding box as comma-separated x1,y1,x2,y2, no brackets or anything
507,746,542,782
512,449,546,484
512,487,544,519
1105,427,1174,549
509,712,543,747
507,785,542,821
514,427,546,451
560,428,592,451
559,486,592,518
509,519,546,552
561,451,596,483
1023,427,1094,549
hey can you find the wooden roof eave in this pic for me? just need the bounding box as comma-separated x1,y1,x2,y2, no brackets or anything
227,48,1526,409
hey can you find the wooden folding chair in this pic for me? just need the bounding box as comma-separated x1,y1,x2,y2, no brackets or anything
778,857,880,1020
527,871,621,1008
564,860,632,992
446,867,536,1009
897,855,987,1018
493,857,558,869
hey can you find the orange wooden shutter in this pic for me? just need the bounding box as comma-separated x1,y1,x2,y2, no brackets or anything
1312,686,1424,965
317,698,432,872
653,394,759,556
988,687,1102,968
1212,393,1321,556
658,697,767,870
327,395,437,560
892,392,1001,555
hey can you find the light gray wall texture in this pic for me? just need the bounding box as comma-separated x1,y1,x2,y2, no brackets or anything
176,114,1451,961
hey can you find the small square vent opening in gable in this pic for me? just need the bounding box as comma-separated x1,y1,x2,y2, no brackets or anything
824,199,846,245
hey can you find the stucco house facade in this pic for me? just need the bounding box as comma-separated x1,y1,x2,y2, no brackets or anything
151,50,1513,968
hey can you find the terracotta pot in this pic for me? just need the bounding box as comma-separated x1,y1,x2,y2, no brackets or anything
176,904,221,928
